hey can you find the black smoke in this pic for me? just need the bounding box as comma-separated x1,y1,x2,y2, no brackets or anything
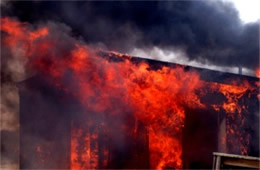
2,1,259,69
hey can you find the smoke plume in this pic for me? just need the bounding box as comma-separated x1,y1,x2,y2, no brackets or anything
2,1,259,70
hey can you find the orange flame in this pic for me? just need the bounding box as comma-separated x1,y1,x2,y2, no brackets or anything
256,68,260,78
2,17,258,169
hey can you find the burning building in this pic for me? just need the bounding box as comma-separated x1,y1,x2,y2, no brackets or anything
17,52,259,169
1,17,259,169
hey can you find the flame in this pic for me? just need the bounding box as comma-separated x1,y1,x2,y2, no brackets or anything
71,127,99,170
149,128,182,169
212,81,251,115
256,68,260,78
205,80,256,155
1,17,49,58
2,17,259,169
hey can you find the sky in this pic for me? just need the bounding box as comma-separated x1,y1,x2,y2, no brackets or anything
228,0,260,23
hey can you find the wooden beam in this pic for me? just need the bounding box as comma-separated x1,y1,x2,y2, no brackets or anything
212,152,260,169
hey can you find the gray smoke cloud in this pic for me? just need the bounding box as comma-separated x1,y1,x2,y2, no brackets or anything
2,1,259,70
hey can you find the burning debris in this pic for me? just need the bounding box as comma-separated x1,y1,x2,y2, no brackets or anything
1,17,259,169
